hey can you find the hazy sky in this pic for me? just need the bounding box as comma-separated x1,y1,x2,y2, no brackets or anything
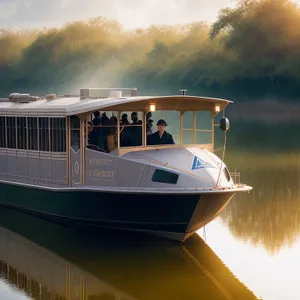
0,0,299,30
0,0,236,30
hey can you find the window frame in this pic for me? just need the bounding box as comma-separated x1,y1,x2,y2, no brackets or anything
151,169,179,185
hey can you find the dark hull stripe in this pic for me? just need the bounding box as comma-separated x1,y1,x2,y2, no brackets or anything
0,203,188,241
0,182,234,242
0,202,189,232
0,182,199,222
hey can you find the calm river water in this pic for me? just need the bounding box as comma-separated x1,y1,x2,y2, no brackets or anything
0,115,298,300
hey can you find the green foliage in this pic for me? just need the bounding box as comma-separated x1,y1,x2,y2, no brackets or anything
1,0,300,99
211,0,300,83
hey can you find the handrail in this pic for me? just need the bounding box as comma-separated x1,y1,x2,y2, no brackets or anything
230,171,240,185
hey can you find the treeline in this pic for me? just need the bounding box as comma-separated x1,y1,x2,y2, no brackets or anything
1,0,300,100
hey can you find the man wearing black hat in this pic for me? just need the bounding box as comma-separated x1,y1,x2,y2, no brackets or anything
148,119,175,145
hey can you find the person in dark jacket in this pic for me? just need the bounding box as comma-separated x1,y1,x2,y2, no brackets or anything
148,119,175,145
130,112,142,146
91,111,102,147
87,121,94,144
120,113,131,146
101,112,111,152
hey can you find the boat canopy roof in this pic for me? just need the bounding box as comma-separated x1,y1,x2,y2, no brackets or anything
0,94,233,117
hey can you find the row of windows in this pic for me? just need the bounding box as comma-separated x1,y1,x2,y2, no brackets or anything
0,117,66,152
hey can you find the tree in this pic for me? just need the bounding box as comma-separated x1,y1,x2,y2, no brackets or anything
210,0,300,82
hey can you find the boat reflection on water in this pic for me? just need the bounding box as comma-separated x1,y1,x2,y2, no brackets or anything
0,207,257,300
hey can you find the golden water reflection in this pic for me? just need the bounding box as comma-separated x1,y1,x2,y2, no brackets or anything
224,152,300,253
196,151,300,300
0,206,257,300
198,218,300,300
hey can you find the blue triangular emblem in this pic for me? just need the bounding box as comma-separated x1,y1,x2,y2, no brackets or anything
191,156,215,170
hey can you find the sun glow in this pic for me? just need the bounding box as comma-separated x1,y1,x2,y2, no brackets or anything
198,218,300,300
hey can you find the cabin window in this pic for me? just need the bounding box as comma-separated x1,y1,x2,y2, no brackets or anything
182,111,194,144
120,111,142,148
7,117,16,149
195,111,213,144
88,111,118,152
39,117,49,151
146,110,180,146
28,117,38,150
0,117,6,148
51,118,66,152
70,115,80,150
152,169,179,184
17,117,27,150
182,111,212,145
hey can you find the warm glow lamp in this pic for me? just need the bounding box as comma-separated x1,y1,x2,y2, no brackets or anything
150,104,156,112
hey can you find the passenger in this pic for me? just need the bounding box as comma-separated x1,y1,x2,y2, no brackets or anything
91,111,102,147
147,119,153,136
107,115,118,152
120,114,131,146
146,119,154,145
101,112,110,134
101,112,110,152
146,111,152,121
130,112,142,125
87,121,99,149
109,115,117,134
148,119,175,145
130,112,142,146
87,121,93,143
101,112,110,123
146,112,153,136
121,113,130,126
92,111,101,128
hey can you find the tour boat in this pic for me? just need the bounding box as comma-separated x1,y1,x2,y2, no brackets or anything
0,88,252,241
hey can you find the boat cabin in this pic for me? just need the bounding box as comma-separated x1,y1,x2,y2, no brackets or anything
0,88,232,188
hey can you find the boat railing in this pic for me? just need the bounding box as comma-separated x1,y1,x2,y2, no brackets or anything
230,171,240,185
